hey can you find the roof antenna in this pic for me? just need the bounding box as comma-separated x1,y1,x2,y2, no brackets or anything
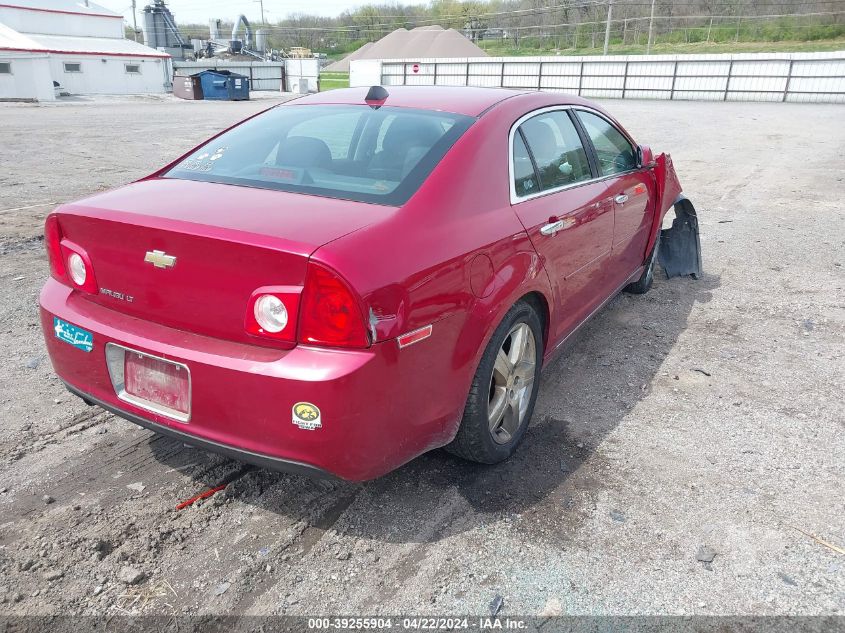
365,86,389,102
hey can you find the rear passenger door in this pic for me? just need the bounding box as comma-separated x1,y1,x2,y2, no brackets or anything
574,109,655,284
510,108,616,345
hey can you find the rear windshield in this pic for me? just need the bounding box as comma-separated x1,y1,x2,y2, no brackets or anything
164,104,474,206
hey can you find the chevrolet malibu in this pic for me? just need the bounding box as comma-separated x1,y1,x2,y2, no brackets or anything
40,86,700,481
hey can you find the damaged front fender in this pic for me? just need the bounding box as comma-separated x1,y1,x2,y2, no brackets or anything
658,196,702,279
650,152,702,280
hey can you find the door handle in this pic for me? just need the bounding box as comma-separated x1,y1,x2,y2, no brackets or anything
540,219,565,236
614,194,629,204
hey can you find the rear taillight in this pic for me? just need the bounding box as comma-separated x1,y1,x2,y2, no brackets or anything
299,262,370,349
44,214,66,282
244,286,302,344
59,240,98,294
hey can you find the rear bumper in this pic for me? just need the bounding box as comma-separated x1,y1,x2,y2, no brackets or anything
40,279,464,481
63,381,336,479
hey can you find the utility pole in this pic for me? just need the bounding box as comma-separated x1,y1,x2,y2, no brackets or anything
646,0,656,54
255,0,265,24
131,0,138,42
603,0,613,55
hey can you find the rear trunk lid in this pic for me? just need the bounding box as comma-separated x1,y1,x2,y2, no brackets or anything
55,178,394,345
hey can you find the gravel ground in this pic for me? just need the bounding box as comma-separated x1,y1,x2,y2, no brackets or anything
0,94,842,618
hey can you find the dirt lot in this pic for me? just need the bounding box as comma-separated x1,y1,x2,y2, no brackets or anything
0,94,842,618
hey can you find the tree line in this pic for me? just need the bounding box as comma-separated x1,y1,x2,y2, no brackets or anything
174,0,845,54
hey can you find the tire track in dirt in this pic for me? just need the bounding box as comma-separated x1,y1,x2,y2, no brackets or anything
5,422,240,522
226,488,362,616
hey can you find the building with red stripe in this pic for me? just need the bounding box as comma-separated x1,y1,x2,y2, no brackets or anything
0,0,171,101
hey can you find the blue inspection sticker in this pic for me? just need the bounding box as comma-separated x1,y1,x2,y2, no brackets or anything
53,317,94,352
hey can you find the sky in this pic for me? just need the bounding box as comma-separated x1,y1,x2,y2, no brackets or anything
96,0,370,28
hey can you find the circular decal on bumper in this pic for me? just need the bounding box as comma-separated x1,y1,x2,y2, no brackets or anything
292,402,322,430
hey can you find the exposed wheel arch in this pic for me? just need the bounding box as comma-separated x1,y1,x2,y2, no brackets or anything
520,291,550,351
446,298,544,463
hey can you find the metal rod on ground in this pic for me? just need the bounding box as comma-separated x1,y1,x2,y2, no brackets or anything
646,0,656,54
603,0,614,55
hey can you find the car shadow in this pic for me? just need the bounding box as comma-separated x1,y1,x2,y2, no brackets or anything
149,272,719,545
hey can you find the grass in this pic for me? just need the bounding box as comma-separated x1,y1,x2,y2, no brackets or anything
320,71,350,91
478,37,845,57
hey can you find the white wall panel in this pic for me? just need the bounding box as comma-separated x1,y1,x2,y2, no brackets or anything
675,61,730,77
626,75,674,91
540,75,580,90
503,62,540,76
581,75,625,90
0,53,54,100
583,61,626,76
629,61,675,76
791,60,845,76
353,51,845,103
468,62,501,76
467,74,503,88
50,55,168,94
541,62,581,77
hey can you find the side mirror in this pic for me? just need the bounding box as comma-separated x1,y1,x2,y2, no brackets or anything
637,145,655,168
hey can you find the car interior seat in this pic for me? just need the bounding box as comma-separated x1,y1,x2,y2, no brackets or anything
276,136,333,170
368,118,443,179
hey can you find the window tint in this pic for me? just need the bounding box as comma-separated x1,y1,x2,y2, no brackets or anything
512,133,539,197
125,64,141,74
287,110,362,160
518,111,592,192
0,62,11,74
165,105,474,206
63,62,81,73
576,110,636,176
374,114,396,154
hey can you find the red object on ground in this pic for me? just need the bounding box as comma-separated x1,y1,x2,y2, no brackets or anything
175,485,226,511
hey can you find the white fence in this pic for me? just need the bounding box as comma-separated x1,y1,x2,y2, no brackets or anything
350,51,845,103
173,58,319,92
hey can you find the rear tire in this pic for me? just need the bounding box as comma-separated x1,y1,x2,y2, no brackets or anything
446,300,543,464
624,233,660,295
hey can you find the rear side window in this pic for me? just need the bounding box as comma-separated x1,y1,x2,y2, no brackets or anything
165,105,474,206
576,110,636,176
512,134,538,197
517,110,592,194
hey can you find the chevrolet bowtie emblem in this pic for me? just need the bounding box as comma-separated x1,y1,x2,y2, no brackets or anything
144,250,177,269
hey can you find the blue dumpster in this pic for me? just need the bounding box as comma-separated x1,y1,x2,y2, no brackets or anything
197,70,250,101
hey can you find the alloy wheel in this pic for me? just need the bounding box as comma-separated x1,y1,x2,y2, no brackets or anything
488,322,537,445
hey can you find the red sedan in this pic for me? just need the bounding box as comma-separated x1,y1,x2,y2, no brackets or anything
40,86,700,481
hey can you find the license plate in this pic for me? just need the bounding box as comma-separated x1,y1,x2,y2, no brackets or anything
54,317,93,352
121,349,190,421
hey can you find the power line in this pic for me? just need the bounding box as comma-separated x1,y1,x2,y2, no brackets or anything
175,0,845,26
175,10,845,35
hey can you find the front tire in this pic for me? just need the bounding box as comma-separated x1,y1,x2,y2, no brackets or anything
446,300,543,464
624,233,660,294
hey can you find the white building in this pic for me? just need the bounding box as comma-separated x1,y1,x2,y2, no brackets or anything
0,0,172,101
